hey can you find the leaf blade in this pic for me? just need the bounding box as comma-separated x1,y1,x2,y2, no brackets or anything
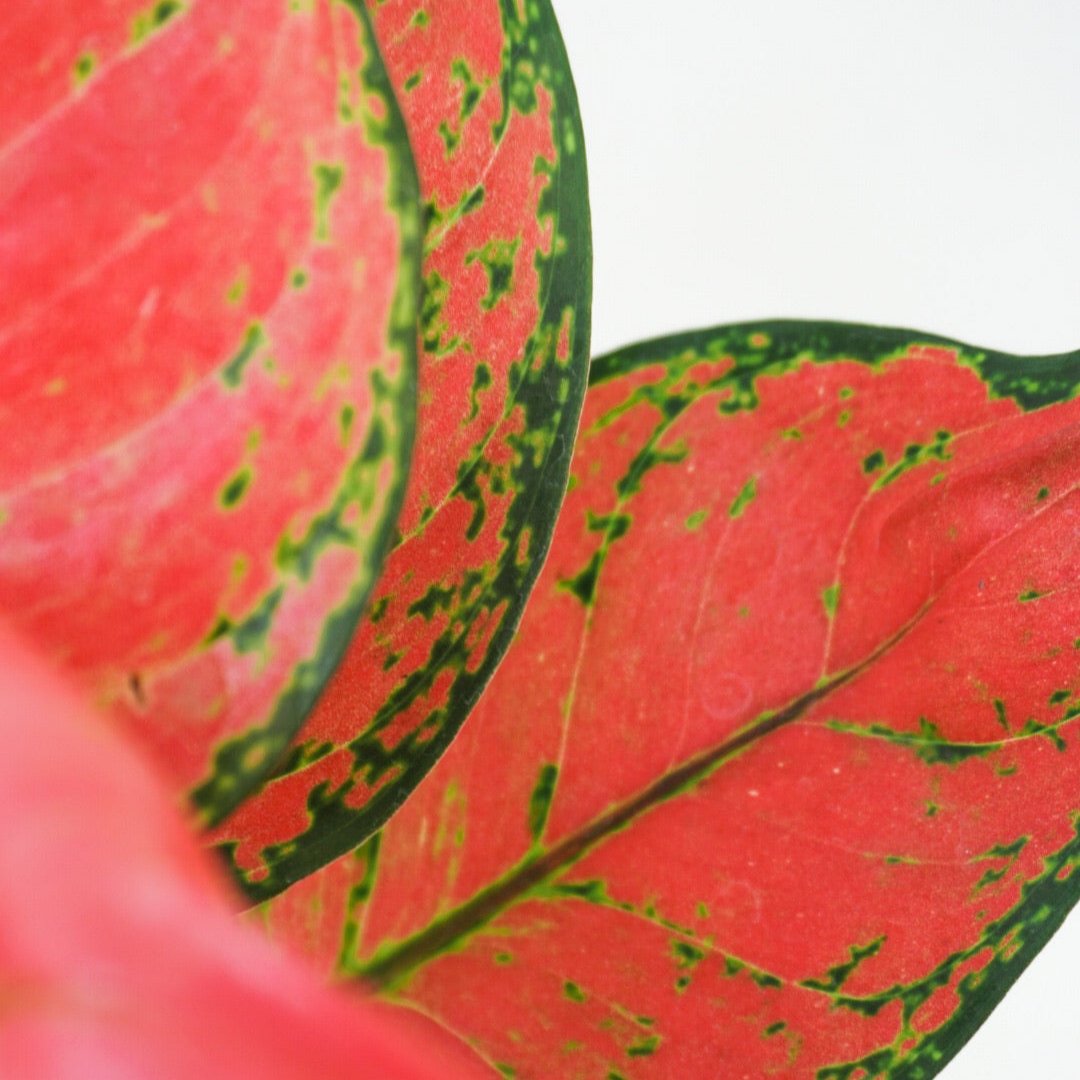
0,0,422,822
261,321,1080,1077
0,621,493,1080
211,0,592,901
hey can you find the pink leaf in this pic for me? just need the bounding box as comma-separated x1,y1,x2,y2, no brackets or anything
0,623,487,1080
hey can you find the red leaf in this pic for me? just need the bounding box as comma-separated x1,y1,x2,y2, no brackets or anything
259,323,1080,1077
0,621,491,1080
211,0,591,901
0,1,421,822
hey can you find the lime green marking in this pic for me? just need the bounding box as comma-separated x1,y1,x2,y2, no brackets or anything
437,119,459,155
559,551,602,607
862,449,886,474
672,940,705,966
884,854,919,866
527,763,558,842
873,430,952,490
627,1034,660,1057
460,185,485,217
221,323,266,388
131,0,184,44
410,9,429,27
1037,486,1050,501
976,837,1029,862
616,440,689,498
837,409,852,427
973,866,1007,893
493,951,513,966
466,237,520,310
465,363,493,423
562,116,577,155
838,386,855,400
340,404,356,445
290,268,308,289
822,583,841,618
224,587,284,654
429,52,489,157
451,57,483,123
419,271,460,356
563,981,587,1003
73,52,97,86
1020,716,1067,751
312,162,345,242
781,427,802,440
225,268,249,306
729,476,757,519
220,467,253,509
993,698,1009,731
671,939,705,993
685,508,709,531
803,936,885,993
403,71,422,92
586,511,630,539
827,716,996,767
1019,588,1045,603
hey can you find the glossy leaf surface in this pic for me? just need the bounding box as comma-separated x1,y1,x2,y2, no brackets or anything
0,0,420,822
261,322,1080,1077
214,0,591,900
0,623,491,1080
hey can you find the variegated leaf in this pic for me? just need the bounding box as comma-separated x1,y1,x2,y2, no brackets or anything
0,622,487,1079
0,0,421,822
258,322,1080,1078
213,0,591,900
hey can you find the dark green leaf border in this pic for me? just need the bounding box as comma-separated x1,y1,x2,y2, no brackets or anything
219,0,592,899
189,3,421,824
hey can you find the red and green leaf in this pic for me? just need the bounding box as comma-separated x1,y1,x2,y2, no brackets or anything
259,322,1080,1077
212,0,591,900
0,621,491,1080
0,1,421,823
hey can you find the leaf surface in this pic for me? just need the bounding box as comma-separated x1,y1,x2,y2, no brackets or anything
260,322,1080,1077
0,622,491,1080
0,0,420,822
213,0,591,900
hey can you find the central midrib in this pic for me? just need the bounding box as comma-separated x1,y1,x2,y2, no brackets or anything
355,614,917,990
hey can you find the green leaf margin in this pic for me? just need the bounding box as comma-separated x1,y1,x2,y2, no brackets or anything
189,2,422,825
219,0,593,900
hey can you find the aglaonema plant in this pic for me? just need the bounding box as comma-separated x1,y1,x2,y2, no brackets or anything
257,322,1080,1077
2,2,1078,1079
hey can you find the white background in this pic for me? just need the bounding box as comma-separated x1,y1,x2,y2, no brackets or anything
556,3,1080,1077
